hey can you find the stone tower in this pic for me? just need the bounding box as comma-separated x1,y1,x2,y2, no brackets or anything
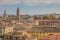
3,10,8,20
16,7,20,21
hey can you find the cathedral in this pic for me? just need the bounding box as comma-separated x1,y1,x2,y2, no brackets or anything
2,7,20,22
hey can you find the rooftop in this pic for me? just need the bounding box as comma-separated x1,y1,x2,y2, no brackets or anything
26,27,60,33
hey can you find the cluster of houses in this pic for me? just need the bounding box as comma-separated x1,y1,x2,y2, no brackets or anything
0,7,60,40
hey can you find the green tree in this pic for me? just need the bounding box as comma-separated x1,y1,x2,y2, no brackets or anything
43,15,55,19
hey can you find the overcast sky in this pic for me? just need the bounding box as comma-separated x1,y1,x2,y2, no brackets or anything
0,0,60,15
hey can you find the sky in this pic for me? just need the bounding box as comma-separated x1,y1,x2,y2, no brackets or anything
0,0,60,15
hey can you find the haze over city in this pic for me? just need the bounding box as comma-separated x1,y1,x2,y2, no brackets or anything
1,0,60,40
0,0,60,15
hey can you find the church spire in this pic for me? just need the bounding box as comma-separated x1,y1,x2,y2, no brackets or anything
3,10,7,20
16,7,20,21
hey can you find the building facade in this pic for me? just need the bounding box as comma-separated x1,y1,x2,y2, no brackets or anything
34,20,60,27
26,27,60,39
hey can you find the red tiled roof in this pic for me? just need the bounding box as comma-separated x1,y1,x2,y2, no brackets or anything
40,34,60,40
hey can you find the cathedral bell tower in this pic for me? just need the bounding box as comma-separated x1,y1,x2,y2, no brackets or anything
3,10,8,20
16,7,20,21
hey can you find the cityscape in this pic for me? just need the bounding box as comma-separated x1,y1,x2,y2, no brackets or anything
0,7,60,40
1,0,60,40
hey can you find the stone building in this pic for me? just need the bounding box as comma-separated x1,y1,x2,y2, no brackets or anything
26,26,60,39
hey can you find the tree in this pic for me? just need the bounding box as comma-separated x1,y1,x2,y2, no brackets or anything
43,15,55,19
